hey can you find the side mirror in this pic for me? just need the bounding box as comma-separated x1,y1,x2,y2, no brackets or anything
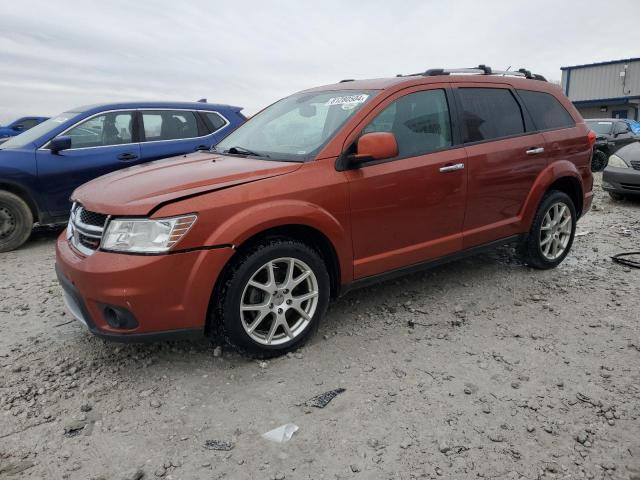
49,136,72,154
351,132,398,164
12,124,24,131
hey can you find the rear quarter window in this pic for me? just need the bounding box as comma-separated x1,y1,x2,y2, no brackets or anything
517,90,575,131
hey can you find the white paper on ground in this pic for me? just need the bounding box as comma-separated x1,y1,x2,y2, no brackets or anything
262,423,299,443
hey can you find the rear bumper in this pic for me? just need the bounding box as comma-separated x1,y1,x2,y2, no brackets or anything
602,167,640,195
55,233,234,342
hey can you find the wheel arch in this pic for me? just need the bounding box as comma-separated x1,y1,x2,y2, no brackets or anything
230,224,342,298
203,200,352,286
547,176,583,217
521,161,584,227
0,181,40,223
205,221,345,337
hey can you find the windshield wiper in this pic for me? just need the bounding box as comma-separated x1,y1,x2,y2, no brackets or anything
224,146,269,158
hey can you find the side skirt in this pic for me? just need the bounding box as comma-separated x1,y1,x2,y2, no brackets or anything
339,234,525,296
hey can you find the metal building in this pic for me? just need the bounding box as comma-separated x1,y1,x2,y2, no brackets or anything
561,58,640,120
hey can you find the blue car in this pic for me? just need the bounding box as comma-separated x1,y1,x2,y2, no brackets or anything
0,116,49,143
0,102,245,251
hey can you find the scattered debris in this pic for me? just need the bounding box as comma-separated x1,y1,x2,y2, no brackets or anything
407,319,437,328
305,388,345,408
611,251,640,269
262,424,299,443
575,231,591,237
204,439,234,451
63,420,87,438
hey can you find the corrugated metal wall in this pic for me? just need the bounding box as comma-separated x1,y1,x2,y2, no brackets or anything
561,60,640,101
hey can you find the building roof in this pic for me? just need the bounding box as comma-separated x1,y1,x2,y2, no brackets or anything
561,58,640,71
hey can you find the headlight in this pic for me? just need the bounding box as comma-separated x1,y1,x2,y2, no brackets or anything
607,154,629,169
101,215,197,253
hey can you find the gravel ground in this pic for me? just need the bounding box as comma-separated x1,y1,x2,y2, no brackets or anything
1,175,639,480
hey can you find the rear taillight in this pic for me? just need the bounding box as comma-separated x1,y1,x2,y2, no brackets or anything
587,130,597,147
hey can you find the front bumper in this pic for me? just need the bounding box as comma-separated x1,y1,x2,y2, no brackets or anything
602,167,640,195
55,233,234,342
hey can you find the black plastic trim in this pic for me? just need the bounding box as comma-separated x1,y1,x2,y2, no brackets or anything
338,234,524,296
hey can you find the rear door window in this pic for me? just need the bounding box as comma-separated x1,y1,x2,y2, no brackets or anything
517,90,575,131
142,110,200,141
363,89,452,158
457,88,525,143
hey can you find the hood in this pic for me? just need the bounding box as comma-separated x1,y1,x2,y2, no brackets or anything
73,152,302,215
615,141,640,162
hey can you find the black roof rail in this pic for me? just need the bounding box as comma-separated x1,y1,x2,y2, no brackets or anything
339,79,354,83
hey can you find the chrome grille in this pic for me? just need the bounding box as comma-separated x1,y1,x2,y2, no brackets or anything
67,203,108,256
630,160,640,171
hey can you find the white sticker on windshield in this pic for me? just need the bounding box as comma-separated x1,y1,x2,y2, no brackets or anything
597,122,612,125
325,94,369,106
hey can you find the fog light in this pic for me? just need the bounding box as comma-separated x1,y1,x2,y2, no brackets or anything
102,305,138,330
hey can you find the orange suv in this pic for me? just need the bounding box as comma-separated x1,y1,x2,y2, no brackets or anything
56,66,595,357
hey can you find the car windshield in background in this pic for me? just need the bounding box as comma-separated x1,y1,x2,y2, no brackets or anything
586,120,613,135
216,90,377,161
0,113,78,149
628,120,640,134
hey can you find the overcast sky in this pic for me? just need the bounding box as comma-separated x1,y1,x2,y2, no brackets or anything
2,0,640,124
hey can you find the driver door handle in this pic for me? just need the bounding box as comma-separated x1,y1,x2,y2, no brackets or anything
439,163,465,173
526,147,545,155
117,152,138,161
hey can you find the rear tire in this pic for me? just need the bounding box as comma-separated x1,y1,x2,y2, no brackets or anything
522,190,576,270
212,238,330,358
608,192,625,201
0,191,33,253
591,150,608,172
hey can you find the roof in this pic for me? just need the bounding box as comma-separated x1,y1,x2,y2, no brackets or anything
69,101,243,114
561,58,640,71
301,73,559,95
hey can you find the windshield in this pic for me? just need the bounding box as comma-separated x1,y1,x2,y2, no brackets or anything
216,90,377,161
586,120,613,135
628,120,640,134
0,112,78,149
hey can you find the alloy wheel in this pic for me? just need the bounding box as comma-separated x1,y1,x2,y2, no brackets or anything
239,257,319,346
539,202,572,261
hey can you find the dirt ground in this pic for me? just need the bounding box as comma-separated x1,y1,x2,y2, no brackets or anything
1,174,639,480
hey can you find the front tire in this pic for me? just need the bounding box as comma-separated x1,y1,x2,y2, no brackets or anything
0,191,33,253
213,238,330,358
522,190,576,270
